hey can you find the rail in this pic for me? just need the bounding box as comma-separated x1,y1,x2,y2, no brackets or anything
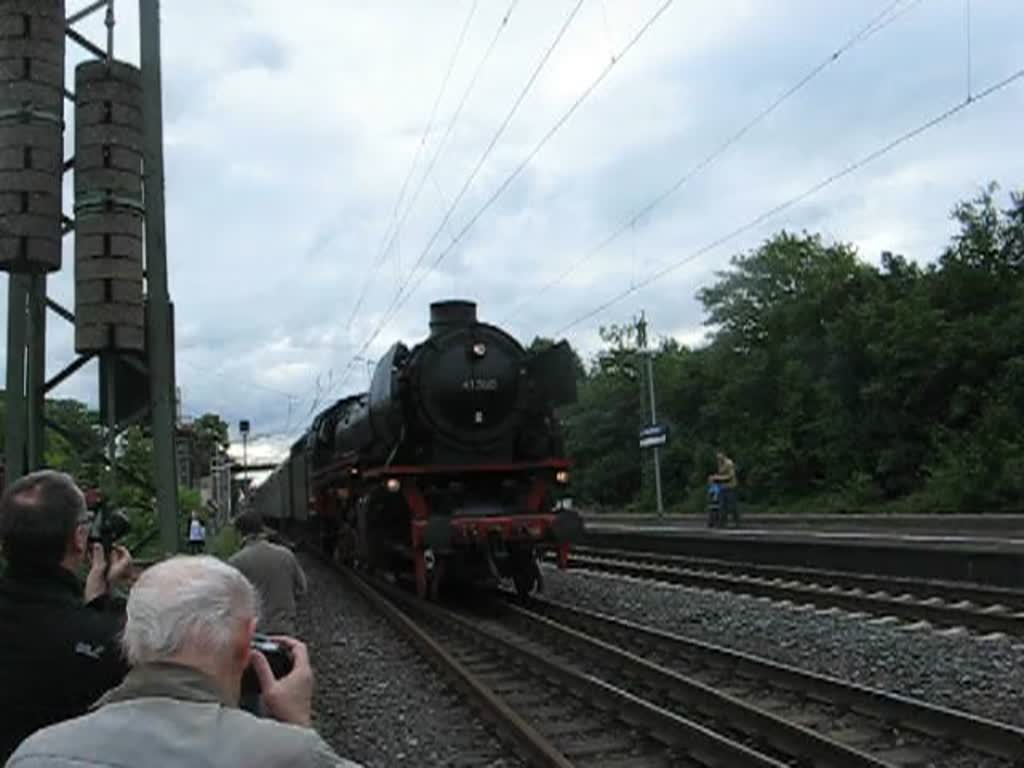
565,550,1024,636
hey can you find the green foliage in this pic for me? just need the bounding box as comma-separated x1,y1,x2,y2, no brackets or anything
1,393,232,553
207,525,241,559
566,184,1024,514
178,486,202,516
190,413,229,473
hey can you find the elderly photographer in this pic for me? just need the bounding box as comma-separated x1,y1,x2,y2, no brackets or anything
0,471,132,762
6,555,361,768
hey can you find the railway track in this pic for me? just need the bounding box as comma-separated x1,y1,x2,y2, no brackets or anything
516,594,1024,766
342,568,776,767
334,563,1024,766
563,547,1024,637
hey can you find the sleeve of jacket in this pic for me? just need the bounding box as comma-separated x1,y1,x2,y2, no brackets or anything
293,554,308,597
309,733,363,768
79,600,130,700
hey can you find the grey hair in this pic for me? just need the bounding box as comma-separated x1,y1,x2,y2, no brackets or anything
122,556,260,665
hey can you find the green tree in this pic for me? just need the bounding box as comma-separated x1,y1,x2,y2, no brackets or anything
191,413,230,473
562,184,1024,514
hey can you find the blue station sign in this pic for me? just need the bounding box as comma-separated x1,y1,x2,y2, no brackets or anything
639,424,668,449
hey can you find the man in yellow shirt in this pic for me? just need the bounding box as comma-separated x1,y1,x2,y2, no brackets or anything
708,450,740,527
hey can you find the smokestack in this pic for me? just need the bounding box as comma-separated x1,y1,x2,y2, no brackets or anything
429,300,478,337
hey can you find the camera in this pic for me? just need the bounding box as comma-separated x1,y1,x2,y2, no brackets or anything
84,491,131,559
88,507,131,552
240,633,294,706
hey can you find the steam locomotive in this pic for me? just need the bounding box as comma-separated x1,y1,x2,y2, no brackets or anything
252,300,583,598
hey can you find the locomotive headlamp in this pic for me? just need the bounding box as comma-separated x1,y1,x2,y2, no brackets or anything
471,342,487,357
386,478,402,493
555,470,570,484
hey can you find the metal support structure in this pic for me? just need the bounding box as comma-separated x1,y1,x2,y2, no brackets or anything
140,0,180,555
26,275,47,470
67,0,110,26
5,276,29,480
65,27,106,59
103,352,118,496
637,312,664,517
240,419,250,492
46,298,75,325
105,0,115,62
3,0,181,550
44,354,94,394
45,417,153,493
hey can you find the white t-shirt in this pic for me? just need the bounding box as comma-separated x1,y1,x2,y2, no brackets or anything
188,520,206,542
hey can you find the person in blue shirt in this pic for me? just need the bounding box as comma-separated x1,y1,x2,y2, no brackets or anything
187,512,206,554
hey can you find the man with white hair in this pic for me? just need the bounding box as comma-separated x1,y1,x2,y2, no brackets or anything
5,556,361,768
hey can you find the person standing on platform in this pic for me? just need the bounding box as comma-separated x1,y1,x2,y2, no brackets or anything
708,450,740,527
187,512,206,554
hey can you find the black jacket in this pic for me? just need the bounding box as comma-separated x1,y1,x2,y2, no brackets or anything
0,566,129,762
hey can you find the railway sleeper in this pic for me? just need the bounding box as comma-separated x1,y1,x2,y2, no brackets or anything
522,595,1024,761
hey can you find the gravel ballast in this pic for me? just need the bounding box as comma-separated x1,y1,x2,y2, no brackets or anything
540,565,1024,729
297,554,522,768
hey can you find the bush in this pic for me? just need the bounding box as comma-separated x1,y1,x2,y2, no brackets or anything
207,526,241,559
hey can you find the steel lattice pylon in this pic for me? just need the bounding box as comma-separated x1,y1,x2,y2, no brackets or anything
1,0,179,554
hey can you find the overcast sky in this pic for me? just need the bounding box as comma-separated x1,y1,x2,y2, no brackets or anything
3,0,1022,470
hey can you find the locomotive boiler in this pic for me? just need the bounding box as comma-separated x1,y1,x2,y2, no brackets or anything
297,300,582,598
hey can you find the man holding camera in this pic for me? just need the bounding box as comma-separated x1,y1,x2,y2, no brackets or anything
6,556,362,767
0,471,133,762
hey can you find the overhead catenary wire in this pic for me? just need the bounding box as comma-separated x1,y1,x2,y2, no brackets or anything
378,0,522,288
178,359,302,435
378,0,590,323
335,0,678,403
500,0,927,324
321,0,593,403
395,0,678,314
551,65,1024,337
299,1,520,422
333,0,482,343
180,359,298,401
295,1,481,422
965,0,973,100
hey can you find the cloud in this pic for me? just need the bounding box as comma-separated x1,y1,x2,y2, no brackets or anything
3,0,1022,470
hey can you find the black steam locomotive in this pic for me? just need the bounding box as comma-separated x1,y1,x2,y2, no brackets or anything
253,300,583,598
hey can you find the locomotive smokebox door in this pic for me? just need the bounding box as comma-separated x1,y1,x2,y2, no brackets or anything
526,341,578,407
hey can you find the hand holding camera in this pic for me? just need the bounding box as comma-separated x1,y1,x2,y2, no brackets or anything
248,635,313,728
83,498,134,600
89,543,134,582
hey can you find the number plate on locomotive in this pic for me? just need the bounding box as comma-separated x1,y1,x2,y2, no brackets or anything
462,378,498,391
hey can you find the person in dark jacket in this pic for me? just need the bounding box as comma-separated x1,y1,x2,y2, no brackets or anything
0,470,133,762
6,555,361,768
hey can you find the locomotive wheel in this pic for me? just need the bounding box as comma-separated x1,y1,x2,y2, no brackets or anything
512,551,543,601
428,568,441,601
513,567,537,601
336,524,357,567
